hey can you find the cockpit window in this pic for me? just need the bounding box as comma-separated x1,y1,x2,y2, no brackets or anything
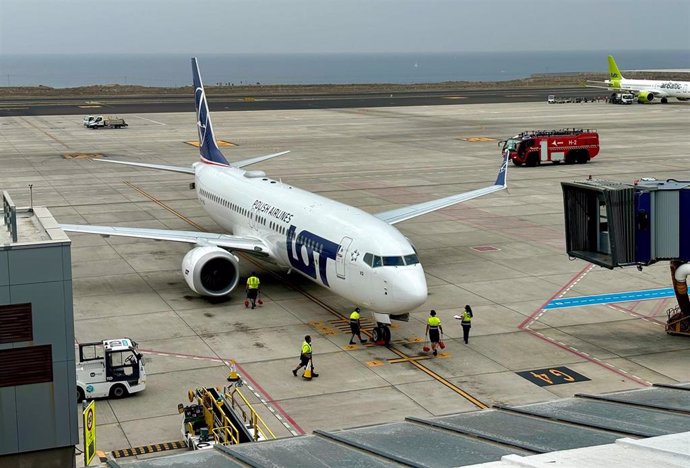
382,256,405,266
404,254,419,265
364,252,418,267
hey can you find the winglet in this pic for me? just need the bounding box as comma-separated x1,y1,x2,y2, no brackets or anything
494,151,509,187
192,57,230,166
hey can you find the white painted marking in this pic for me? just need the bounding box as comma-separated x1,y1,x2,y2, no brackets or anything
132,115,167,125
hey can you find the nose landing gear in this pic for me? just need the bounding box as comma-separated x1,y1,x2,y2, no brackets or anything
372,323,391,345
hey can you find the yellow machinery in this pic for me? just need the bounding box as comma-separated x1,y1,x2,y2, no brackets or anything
179,383,275,449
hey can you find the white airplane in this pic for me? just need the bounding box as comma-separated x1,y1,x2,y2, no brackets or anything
588,55,690,103
61,58,508,344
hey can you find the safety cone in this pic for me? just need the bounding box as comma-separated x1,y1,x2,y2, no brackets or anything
302,366,312,380
244,299,249,308
227,360,240,382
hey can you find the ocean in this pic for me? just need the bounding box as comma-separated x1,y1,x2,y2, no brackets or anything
1,50,688,88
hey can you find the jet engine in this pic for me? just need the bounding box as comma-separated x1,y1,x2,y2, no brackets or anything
182,246,240,296
637,91,654,103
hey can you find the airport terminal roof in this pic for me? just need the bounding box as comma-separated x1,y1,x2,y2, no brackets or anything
108,383,690,468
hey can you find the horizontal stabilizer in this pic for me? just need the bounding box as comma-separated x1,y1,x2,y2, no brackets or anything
95,158,195,174
233,151,290,169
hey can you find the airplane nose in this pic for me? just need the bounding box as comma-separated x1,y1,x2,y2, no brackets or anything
385,267,427,312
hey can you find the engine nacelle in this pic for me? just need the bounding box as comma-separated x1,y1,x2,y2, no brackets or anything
182,246,240,296
637,91,654,103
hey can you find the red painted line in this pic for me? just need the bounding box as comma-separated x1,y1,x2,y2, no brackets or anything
139,348,305,435
234,361,305,435
518,263,592,329
650,298,669,318
607,303,664,325
525,329,650,387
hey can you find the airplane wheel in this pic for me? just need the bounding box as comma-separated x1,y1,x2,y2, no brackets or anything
526,154,539,167
372,326,382,343
77,387,85,403
382,326,392,345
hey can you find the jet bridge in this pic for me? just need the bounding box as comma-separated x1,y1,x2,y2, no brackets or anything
561,178,690,335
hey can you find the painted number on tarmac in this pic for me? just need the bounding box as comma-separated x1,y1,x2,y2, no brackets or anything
516,366,590,387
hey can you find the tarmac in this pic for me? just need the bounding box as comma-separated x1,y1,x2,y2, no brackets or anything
1,98,689,464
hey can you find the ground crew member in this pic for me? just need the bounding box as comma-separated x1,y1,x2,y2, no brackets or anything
425,310,443,356
348,307,368,345
292,335,318,377
246,272,260,309
455,304,473,344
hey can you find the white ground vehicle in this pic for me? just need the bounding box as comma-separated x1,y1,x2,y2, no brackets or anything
87,115,128,129
76,338,146,402
82,115,96,127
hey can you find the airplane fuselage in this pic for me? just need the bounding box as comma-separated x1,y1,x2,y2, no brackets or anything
610,78,690,100
194,162,428,314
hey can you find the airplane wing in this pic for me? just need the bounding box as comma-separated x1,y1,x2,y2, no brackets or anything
375,152,508,225
586,80,614,90
59,224,271,255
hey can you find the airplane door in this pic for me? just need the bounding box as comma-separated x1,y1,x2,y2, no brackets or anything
335,237,353,279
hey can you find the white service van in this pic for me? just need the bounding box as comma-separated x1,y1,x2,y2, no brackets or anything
76,338,146,401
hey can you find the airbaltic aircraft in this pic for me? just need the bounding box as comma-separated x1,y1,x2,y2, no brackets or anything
588,55,690,103
61,58,508,344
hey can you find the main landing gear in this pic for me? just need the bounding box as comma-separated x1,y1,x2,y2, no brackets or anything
371,323,391,345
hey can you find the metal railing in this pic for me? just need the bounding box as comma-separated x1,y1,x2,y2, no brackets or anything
224,386,276,441
2,191,17,242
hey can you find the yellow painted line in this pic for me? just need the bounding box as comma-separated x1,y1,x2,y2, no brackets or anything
112,440,187,458
387,355,432,364
19,117,70,149
123,181,206,231
461,137,497,142
78,105,102,108
367,360,385,367
0,106,29,110
444,96,467,100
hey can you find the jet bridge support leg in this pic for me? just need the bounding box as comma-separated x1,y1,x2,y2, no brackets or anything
666,261,690,336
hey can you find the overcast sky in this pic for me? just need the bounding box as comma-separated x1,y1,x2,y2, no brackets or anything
1,0,688,55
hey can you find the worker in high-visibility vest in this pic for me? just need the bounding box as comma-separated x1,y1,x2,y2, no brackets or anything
454,305,473,344
425,310,443,356
292,335,318,378
245,272,261,309
348,307,368,345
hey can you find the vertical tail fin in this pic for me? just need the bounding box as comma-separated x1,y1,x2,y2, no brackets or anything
192,58,230,166
607,55,624,87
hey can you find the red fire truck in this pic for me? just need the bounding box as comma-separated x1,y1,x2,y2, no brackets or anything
500,129,600,166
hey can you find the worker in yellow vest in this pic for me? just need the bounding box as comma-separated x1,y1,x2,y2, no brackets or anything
348,307,368,345
292,335,318,378
425,310,443,356
454,304,473,344
245,272,261,309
